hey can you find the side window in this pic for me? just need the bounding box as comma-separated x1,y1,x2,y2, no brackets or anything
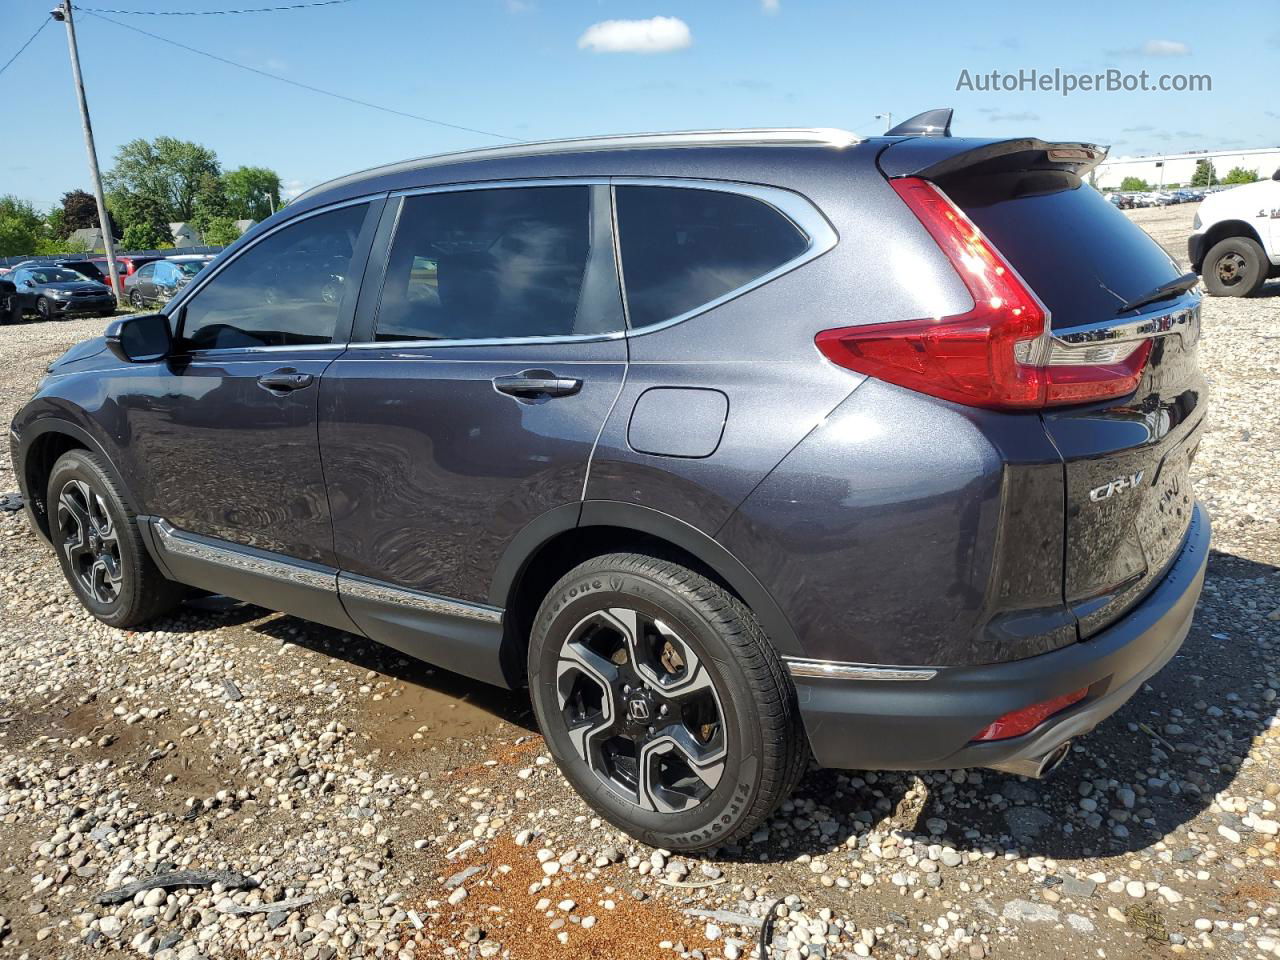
180,203,369,351
615,186,811,328
375,185,618,342
137,263,156,281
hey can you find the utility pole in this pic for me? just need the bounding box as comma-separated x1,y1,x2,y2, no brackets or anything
875,112,893,133
52,1,122,302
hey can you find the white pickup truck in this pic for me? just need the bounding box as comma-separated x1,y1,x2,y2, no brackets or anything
1188,169,1280,296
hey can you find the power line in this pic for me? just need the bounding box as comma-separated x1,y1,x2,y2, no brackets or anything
78,0,354,15
83,10,520,141
0,18,50,79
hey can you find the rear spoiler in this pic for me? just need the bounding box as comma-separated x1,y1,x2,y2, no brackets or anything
879,137,1108,181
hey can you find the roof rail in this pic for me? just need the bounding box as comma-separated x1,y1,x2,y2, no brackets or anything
295,127,861,204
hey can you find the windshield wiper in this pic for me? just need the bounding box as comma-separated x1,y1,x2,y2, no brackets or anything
1116,271,1199,315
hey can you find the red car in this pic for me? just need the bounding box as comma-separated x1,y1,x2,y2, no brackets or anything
90,256,159,292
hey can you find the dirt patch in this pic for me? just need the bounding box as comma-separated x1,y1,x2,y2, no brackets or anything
420,836,713,959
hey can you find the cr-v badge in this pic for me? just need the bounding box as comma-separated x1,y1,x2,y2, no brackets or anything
1090,471,1145,502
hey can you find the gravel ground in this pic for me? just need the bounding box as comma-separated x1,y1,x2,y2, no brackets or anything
0,205,1278,960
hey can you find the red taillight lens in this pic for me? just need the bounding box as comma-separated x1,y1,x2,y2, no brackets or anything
970,687,1088,742
815,177,1149,410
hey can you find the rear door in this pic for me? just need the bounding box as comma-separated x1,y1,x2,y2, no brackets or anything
319,182,627,685
939,163,1206,636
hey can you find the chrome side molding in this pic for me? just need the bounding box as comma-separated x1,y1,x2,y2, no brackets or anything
784,657,937,681
153,519,504,625
153,519,336,592
339,573,504,624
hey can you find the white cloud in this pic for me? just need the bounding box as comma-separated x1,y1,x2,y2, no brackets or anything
280,179,309,201
505,0,533,12
762,0,779,12
1142,39,1190,56
578,16,692,54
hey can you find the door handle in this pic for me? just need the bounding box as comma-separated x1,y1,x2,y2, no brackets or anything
257,368,314,393
493,370,582,399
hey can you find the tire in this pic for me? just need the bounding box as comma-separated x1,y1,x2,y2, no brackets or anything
528,553,809,851
1202,236,1268,297
47,449,185,628
35,296,53,321
129,290,145,309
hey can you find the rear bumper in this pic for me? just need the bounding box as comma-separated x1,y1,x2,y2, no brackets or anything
793,501,1210,772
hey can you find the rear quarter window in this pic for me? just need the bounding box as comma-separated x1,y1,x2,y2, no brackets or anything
615,186,810,328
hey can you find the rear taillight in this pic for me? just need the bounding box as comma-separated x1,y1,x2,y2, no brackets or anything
815,177,1150,410
970,687,1088,742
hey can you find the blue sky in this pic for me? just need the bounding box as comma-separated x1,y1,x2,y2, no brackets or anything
2,0,1277,210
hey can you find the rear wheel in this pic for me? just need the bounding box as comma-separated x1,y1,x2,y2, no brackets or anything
47,450,184,627
528,553,808,851
1203,236,1267,297
129,289,145,309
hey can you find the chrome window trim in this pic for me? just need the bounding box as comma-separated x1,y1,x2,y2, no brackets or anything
350,176,836,350
153,519,336,593
339,572,504,624
784,657,938,682
612,177,839,338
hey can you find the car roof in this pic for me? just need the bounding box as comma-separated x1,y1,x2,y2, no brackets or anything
293,127,863,206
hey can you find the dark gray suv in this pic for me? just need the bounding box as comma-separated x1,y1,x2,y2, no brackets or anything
10,119,1210,851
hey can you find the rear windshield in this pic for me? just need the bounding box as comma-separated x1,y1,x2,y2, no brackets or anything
941,171,1182,328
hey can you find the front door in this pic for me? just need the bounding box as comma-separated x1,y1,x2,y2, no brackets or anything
320,184,627,684
117,200,380,567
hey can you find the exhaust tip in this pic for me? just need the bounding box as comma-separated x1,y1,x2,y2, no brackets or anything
1037,740,1072,778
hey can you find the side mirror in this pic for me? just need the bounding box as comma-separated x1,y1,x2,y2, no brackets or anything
105,312,172,363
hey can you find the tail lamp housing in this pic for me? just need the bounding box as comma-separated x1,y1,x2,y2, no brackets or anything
815,177,1150,410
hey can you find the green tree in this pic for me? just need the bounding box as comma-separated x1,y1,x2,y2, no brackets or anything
108,190,172,247
191,172,231,234
1190,159,1217,187
0,195,46,257
1119,176,1150,192
104,136,220,222
1222,166,1259,185
222,166,281,221
121,221,170,251
201,216,241,247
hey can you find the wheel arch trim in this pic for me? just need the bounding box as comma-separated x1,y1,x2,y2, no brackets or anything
489,499,803,657
15,417,140,541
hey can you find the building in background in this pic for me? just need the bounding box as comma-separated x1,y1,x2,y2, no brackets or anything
1095,146,1280,190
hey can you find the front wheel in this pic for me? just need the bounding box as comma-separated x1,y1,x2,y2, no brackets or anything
1202,236,1267,297
35,297,53,321
47,450,185,627
528,553,808,851
129,290,145,309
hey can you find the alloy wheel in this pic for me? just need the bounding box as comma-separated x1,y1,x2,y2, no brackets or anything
555,607,726,813
56,478,122,605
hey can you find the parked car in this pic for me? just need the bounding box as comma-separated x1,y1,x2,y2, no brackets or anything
123,257,213,308
1188,168,1280,296
0,275,16,324
10,117,1209,851
8,258,108,284
90,256,159,292
6,265,116,320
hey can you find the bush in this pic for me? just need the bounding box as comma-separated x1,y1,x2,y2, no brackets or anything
1119,176,1150,192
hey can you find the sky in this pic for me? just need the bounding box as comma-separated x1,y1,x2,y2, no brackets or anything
1,0,1277,211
